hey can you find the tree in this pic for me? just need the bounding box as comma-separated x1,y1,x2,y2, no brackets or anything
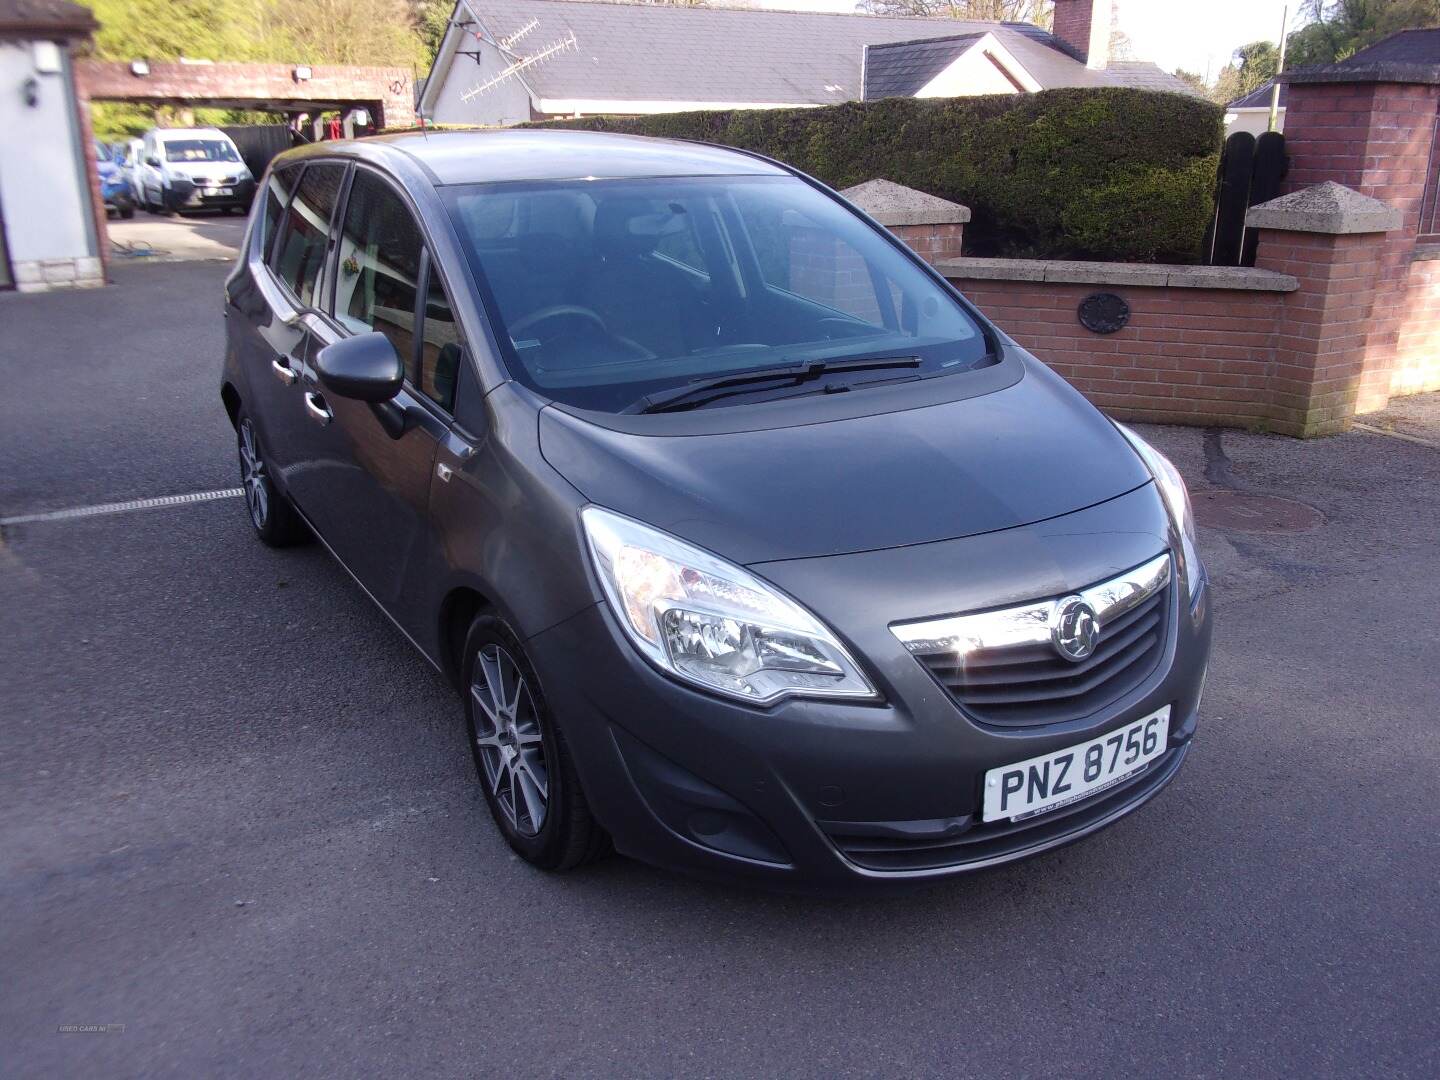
1211,39,1281,105
264,0,425,67
1286,0,1440,67
415,1,453,67
1173,68,1208,95
859,0,1053,25
78,0,426,139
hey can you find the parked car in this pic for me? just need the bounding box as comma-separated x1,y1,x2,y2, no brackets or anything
120,136,145,199
94,141,134,219
136,127,255,215
222,131,1212,889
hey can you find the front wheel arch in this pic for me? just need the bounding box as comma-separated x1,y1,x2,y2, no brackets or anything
221,382,241,430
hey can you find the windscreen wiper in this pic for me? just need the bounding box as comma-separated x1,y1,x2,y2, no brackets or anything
625,356,921,414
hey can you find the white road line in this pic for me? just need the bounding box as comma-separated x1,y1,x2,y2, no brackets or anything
0,488,244,526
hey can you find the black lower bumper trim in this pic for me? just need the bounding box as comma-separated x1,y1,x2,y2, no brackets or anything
820,742,1188,873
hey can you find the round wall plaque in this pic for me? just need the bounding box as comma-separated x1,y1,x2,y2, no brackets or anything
1077,292,1130,334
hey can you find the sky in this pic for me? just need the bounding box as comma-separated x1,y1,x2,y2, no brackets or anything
747,0,1297,82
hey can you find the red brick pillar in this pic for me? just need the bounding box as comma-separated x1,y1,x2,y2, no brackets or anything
837,179,969,265
1249,182,1401,436
1282,72,1440,411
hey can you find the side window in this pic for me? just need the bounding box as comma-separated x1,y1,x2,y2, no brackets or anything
257,166,298,261
270,162,344,309
333,169,423,361
418,264,462,412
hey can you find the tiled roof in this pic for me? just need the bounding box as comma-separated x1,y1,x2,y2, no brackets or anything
431,0,1111,109
1105,60,1207,98
863,34,984,100
1228,81,1285,110
0,0,96,35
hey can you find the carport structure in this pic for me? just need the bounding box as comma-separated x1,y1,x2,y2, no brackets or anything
76,60,416,134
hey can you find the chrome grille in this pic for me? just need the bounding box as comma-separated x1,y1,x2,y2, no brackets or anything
891,554,1171,728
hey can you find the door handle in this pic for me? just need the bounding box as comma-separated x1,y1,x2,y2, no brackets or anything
436,462,454,483
303,391,332,426
271,358,297,385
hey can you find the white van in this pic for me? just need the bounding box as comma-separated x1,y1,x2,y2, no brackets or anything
135,127,256,215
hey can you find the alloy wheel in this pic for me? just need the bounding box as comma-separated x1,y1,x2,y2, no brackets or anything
471,644,549,837
238,419,269,529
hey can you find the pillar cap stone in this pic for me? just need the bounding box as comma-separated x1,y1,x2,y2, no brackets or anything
1245,181,1402,235
839,179,971,227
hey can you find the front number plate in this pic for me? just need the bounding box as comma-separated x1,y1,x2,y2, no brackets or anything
982,705,1171,822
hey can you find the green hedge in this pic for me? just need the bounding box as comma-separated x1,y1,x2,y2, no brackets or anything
527,89,1224,264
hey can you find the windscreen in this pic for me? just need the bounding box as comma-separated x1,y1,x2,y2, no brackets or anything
443,175,992,413
163,139,240,163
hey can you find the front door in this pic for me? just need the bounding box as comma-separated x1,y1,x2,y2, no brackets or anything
286,167,465,625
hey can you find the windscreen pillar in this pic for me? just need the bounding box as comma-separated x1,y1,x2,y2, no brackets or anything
839,180,970,266
1248,182,1402,437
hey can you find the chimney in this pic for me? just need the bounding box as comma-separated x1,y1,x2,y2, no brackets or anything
1051,0,1112,71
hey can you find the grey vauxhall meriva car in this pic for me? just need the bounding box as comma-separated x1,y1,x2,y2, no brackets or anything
222,130,1212,889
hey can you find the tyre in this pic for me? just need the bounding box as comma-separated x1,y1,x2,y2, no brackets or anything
461,614,609,871
236,411,308,547
119,203,135,220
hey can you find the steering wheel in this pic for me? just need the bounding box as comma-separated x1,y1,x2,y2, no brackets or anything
509,304,609,339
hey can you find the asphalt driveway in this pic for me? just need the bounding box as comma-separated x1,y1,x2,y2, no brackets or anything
2,262,1437,1078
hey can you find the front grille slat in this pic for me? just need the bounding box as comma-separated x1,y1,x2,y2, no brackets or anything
928,603,1161,687
901,557,1173,728
955,624,1160,705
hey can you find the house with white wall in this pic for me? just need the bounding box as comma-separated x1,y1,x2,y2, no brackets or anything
419,0,1202,128
0,0,104,293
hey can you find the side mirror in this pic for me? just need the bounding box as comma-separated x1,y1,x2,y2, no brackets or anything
315,332,404,403
145,156,160,167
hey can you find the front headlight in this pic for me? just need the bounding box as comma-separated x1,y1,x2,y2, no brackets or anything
581,506,877,705
1116,424,1203,600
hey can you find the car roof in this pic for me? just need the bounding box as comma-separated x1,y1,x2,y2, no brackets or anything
286,128,791,186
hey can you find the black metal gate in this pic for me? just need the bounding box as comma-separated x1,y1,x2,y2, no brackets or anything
1205,130,1288,266
220,125,299,185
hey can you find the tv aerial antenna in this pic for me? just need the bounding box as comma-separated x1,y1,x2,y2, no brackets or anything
454,11,578,102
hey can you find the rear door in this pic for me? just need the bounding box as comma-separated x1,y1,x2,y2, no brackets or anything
243,162,345,497
294,166,465,621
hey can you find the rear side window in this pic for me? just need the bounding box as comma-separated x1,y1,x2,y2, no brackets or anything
257,166,299,261
269,162,345,309
333,171,422,358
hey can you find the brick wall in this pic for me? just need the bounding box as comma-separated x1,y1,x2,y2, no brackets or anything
1282,77,1440,413
1395,251,1440,395
890,222,965,265
1253,228,1389,434
946,274,1287,429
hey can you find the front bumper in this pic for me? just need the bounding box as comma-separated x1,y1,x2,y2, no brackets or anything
526,486,1213,891
166,177,255,210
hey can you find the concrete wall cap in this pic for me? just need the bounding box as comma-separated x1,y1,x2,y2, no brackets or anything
839,179,971,227
1245,181,1403,234
935,257,1298,292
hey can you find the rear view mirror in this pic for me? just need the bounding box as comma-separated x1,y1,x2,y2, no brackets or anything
315,333,404,403
145,156,160,167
